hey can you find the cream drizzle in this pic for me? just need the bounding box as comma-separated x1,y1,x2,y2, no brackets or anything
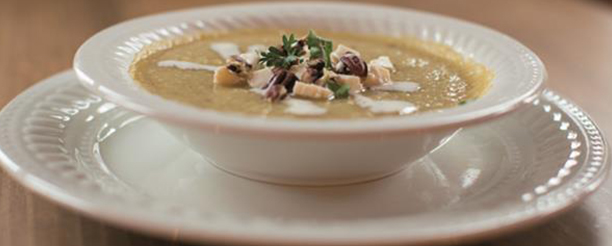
371,82,420,93
157,60,218,71
353,94,417,114
284,99,327,116
369,56,395,72
210,42,240,59
247,44,267,53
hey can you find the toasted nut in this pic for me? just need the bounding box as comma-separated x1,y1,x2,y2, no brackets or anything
226,56,250,77
265,84,288,102
338,52,368,77
299,59,325,83
314,69,337,86
293,81,333,99
213,66,246,86
330,44,361,64
334,74,364,93
267,68,298,92
290,63,308,80
263,69,298,101
307,58,326,70
363,64,392,87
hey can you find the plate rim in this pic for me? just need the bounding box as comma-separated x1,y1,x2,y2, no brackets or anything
0,70,609,246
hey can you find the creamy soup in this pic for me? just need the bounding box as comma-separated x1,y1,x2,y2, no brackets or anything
130,29,493,119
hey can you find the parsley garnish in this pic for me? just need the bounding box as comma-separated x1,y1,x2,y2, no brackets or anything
259,34,301,69
459,99,473,105
327,81,351,99
259,30,333,70
305,30,333,69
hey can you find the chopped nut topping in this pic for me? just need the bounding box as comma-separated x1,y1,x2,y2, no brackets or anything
214,30,406,105
337,52,368,77
265,84,288,101
301,59,325,83
263,68,298,101
226,55,252,77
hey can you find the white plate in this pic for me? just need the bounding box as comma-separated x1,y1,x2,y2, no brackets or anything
0,71,608,245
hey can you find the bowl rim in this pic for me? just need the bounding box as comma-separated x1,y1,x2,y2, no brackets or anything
73,1,547,137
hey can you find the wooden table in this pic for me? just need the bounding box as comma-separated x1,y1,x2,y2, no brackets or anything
1,0,611,245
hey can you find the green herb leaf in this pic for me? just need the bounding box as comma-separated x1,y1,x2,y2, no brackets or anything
459,99,474,105
305,30,333,69
305,30,320,48
269,46,283,55
322,40,333,69
309,46,322,59
260,31,334,69
327,81,351,99
336,84,350,98
282,34,298,55
259,33,301,69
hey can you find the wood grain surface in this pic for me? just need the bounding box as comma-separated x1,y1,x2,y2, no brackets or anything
1,0,612,245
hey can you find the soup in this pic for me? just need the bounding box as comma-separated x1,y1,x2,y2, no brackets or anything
130,29,493,119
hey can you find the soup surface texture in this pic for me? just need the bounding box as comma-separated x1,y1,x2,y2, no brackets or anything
130,29,493,119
